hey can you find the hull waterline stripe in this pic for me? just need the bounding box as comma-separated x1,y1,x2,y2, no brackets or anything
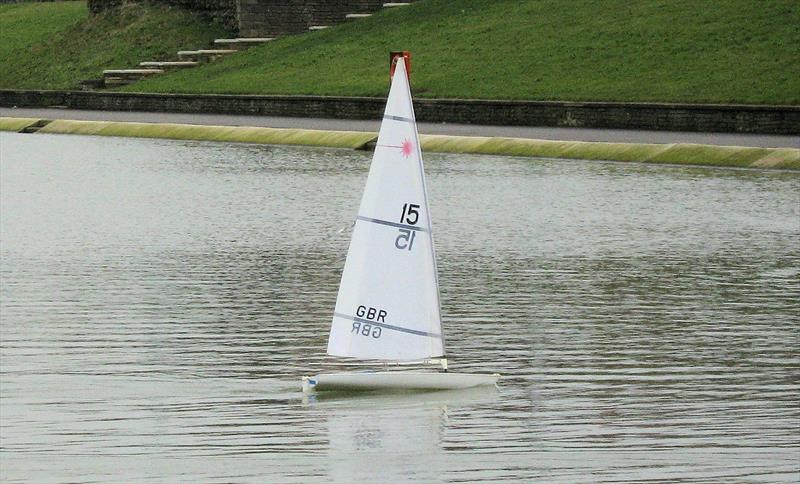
384,114,414,123
356,215,429,232
333,312,442,339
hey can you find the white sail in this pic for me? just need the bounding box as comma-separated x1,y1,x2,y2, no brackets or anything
327,59,444,361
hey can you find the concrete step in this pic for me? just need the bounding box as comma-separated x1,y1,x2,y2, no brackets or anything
103,69,165,75
308,25,330,31
214,38,274,50
345,13,373,20
383,2,411,7
139,61,199,69
177,50,199,60
103,69,164,86
177,49,237,62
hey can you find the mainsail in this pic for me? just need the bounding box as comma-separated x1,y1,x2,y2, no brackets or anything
327,59,444,361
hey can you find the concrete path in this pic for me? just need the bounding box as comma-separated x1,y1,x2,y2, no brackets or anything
1,107,797,148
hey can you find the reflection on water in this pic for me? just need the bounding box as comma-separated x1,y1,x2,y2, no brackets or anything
311,389,497,482
1,133,799,482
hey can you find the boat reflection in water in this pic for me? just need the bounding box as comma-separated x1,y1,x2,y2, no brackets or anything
304,386,500,481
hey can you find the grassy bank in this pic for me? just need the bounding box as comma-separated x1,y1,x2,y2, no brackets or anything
126,0,800,104
1,0,797,104
2,118,797,170
0,1,230,90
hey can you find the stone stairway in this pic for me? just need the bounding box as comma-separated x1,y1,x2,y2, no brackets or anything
98,38,272,88
94,1,416,89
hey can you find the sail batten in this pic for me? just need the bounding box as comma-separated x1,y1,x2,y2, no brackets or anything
383,114,415,123
326,58,444,362
355,215,430,232
333,313,443,339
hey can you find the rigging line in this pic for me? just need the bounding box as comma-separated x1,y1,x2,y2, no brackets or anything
333,312,443,339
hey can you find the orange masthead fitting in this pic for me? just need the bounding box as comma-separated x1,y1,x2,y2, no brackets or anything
389,51,411,82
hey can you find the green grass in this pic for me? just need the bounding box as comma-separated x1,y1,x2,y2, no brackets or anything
125,0,800,104
0,1,230,90
0,2,85,62
2,0,797,104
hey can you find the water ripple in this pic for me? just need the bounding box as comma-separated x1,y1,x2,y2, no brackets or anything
1,133,798,482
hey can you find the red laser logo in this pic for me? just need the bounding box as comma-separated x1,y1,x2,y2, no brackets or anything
378,138,414,158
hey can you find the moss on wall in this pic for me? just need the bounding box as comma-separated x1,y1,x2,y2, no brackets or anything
3,117,791,170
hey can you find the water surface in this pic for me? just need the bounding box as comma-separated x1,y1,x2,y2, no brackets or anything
1,133,798,482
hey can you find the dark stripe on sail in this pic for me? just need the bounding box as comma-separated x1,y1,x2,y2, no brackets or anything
383,114,414,123
356,215,429,232
334,312,442,339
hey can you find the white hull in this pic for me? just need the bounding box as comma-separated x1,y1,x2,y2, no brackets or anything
302,371,500,393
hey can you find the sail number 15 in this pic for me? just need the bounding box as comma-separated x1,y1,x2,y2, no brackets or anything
396,203,420,251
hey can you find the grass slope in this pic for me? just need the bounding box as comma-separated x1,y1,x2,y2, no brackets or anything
0,1,230,90
128,0,800,104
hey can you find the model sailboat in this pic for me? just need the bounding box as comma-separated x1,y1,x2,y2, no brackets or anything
302,53,499,392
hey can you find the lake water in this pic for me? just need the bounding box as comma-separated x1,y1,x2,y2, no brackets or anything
1,132,798,482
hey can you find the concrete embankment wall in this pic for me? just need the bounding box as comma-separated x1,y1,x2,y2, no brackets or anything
1,90,798,135
2,117,797,170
